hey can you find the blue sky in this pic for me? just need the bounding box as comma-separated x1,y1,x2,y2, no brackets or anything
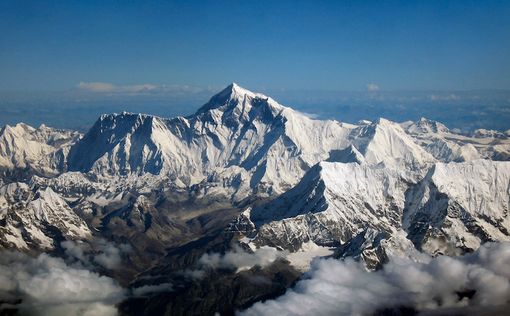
1,0,509,92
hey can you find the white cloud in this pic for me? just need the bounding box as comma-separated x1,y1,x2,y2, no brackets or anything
241,242,510,316
62,239,131,270
199,245,286,272
0,251,126,316
93,244,122,269
76,82,210,95
77,81,156,94
366,83,380,92
429,93,461,101
181,269,206,280
62,240,88,262
77,82,116,92
132,283,174,296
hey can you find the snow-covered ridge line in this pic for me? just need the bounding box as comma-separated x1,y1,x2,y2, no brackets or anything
0,122,80,176
65,84,508,191
239,159,510,268
1,83,509,197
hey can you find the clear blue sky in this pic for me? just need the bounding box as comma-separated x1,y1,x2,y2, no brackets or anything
1,0,509,91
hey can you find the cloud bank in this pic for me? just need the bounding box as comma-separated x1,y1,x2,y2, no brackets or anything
241,242,510,316
62,239,132,270
0,252,126,316
199,245,286,272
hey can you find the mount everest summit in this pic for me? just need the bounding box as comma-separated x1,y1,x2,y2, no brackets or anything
0,83,509,315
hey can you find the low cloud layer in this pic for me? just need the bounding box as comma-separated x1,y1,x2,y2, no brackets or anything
131,283,174,297
199,245,286,272
0,252,126,316
62,239,132,270
241,242,510,316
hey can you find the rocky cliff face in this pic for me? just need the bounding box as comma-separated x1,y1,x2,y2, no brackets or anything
403,160,510,255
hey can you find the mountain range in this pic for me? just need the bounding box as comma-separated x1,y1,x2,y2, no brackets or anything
1,83,509,315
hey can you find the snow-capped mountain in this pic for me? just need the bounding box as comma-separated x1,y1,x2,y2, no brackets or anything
1,83,510,315
1,83,509,267
402,117,510,162
247,162,408,251
0,182,90,250
237,159,510,267
404,160,510,255
0,123,80,176
4,84,507,200
63,83,503,199
67,83,354,195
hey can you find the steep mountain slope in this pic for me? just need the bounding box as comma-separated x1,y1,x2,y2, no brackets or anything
350,118,436,172
404,160,510,255
0,183,91,250
238,159,510,267
0,123,80,176
247,162,409,251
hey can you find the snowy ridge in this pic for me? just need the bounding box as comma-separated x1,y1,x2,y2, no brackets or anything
404,160,510,255
0,183,90,250
249,162,408,251
403,118,510,162
240,159,510,266
0,123,80,175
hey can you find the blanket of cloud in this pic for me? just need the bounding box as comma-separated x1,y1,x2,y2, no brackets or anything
0,251,126,316
240,242,510,316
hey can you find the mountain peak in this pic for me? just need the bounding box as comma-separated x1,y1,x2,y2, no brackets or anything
226,82,258,97
195,83,281,116
406,117,449,134
1,123,35,136
213,82,261,101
